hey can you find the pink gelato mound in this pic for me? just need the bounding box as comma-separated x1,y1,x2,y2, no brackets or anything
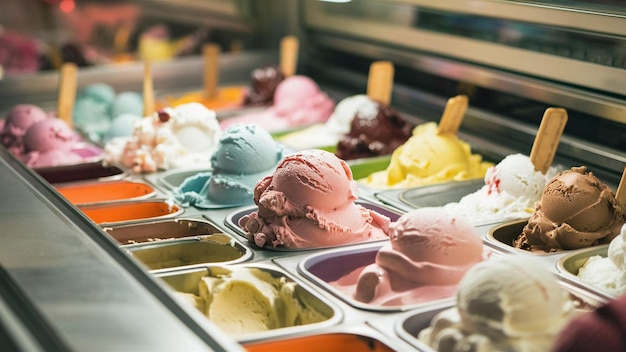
221,76,335,133
1,104,48,154
239,149,390,248
353,207,485,306
1,105,91,168
21,118,83,167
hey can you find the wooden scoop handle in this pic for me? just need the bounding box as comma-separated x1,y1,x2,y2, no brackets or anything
143,61,155,116
616,166,626,207
203,43,220,98
57,62,78,127
280,36,299,77
366,61,394,106
529,107,568,174
437,95,469,136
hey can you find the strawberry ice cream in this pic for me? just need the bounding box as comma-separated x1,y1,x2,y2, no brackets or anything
351,207,486,306
239,149,390,249
220,76,335,133
1,104,48,155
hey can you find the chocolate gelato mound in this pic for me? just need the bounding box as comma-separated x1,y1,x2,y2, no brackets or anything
515,166,625,252
243,65,285,106
336,101,413,160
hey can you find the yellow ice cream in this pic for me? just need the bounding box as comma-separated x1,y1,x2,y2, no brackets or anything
177,267,329,337
363,122,492,189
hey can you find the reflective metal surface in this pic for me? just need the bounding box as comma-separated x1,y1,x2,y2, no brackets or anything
303,0,626,117
0,150,243,351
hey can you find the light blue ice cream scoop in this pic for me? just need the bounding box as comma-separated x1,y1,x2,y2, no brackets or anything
172,123,285,208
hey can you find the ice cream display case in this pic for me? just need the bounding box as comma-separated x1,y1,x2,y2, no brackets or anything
1,0,626,351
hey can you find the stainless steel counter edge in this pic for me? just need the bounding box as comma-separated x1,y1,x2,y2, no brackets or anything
0,150,244,351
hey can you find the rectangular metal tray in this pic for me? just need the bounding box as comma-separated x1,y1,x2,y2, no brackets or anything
155,167,211,191
106,218,224,245
126,235,252,274
223,200,402,251
34,161,126,184
155,264,343,343
297,243,456,312
55,179,155,206
374,179,485,213
484,219,563,257
78,199,183,226
243,327,398,352
556,245,617,301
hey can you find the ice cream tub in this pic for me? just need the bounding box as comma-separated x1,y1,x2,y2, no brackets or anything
556,245,617,300
394,305,453,351
157,167,209,190
78,199,183,226
156,264,343,343
373,178,485,214
34,161,125,184
54,179,156,206
243,329,398,352
395,281,605,352
126,235,252,273
105,218,227,245
298,242,456,312
484,219,564,257
223,200,402,251
401,179,484,209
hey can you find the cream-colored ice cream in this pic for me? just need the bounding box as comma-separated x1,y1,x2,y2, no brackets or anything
176,267,328,337
363,122,492,189
577,223,626,295
418,255,576,352
443,153,558,223
104,102,221,173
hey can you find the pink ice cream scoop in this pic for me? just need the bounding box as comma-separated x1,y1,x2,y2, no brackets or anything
20,118,82,167
220,76,335,133
239,149,390,248
1,104,48,154
354,207,486,305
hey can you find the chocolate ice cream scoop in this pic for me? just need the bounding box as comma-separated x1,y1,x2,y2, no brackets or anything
515,166,626,252
243,65,285,106
335,101,413,160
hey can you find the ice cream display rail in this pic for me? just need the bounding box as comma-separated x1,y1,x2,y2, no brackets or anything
1,0,626,351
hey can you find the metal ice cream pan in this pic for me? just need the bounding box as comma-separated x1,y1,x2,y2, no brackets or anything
484,219,568,258
223,200,402,251
555,245,617,301
78,199,183,226
394,281,607,352
155,263,343,343
157,167,210,190
55,179,156,206
126,234,252,274
374,178,485,213
297,242,455,312
394,304,455,352
485,219,611,265
105,218,229,245
34,161,126,184
243,326,400,352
